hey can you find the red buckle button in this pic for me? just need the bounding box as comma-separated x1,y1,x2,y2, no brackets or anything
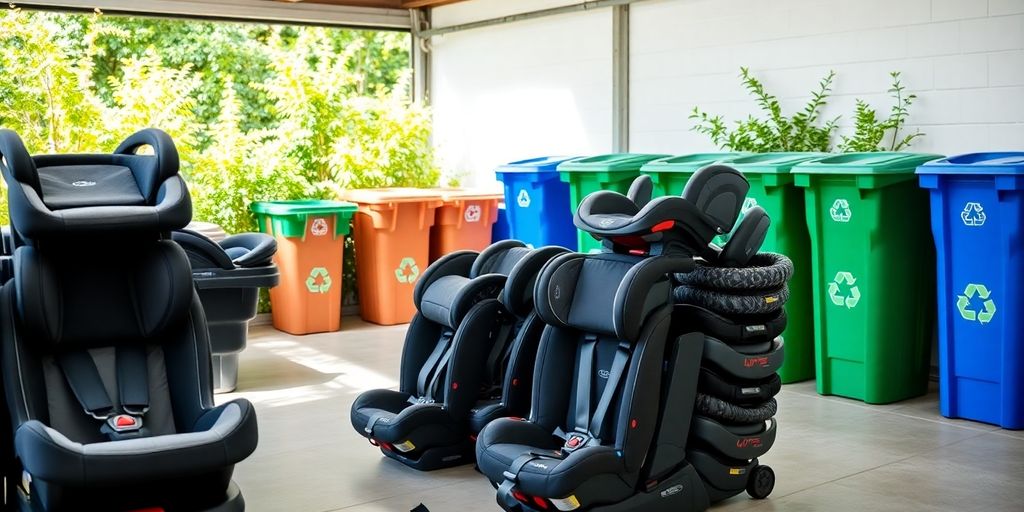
567,437,581,448
115,415,137,427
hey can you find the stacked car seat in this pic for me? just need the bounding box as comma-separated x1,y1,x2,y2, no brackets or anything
0,128,257,511
351,240,567,470
673,206,791,502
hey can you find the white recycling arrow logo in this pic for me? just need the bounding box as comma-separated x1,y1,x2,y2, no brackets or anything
961,202,986,227
517,189,531,208
830,199,852,223
827,271,861,309
464,204,482,222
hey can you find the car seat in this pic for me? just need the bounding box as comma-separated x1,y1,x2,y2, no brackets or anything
172,229,280,393
351,241,567,471
476,167,752,511
0,128,257,511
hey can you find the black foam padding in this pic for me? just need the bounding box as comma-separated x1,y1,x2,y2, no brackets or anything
695,394,777,425
675,305,786,345
718,206,770,267
698,368,781,406
674,283,788,316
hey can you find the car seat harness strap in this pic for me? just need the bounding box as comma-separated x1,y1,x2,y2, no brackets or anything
57,346,150,440
483,314,521,398
416,329,454,400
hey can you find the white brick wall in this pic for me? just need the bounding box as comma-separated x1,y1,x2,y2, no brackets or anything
430,0,1024,185
630,0,1024,155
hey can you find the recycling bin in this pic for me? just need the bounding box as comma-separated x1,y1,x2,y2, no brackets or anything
251,200,357,335
728,153,828,383
493,202,511,242
495,156,579,249
793,152,942,404
430,188,503,262
918,153,1024,428
341,188,443,325
639,153,747,197
558,153,668,252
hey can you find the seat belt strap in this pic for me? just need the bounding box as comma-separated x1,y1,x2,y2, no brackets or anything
57,350,114,420
116,345,149,415
416,330,453,397
484,316,516,386
573,335,598,433
589,341,632,442
427,347,454,403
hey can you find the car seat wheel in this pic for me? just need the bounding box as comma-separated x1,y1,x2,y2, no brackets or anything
747,464,775,499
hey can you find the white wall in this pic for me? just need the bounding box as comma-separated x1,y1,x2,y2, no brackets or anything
429,0,1024,184
630,0,1024,154
430,0,613,186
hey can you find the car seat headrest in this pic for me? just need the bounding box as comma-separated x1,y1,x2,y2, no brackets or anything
471,239,531,277
417,274,507,329
715,206,770,267
13,241,193,349
172,229,236,270
0,128,191,239
534,252,687,342
573,166,750,257
501,245,570,317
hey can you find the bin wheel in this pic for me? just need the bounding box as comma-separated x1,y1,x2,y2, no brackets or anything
747,465,775,499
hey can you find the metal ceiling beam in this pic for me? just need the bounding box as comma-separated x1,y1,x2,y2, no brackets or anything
14,0,411,28
415,0,652,39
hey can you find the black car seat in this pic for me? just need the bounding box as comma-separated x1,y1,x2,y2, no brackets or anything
172,229,280,393
0,128,256,512
476,167,751,511
351,241,567,470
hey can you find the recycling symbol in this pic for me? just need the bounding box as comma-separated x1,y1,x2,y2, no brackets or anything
464,204,482,223
961,202,986,227
305,267,331,293
830,199,852,223
741,197,759,212
395,257,421,284
827,271,861,309
956,283,996,324
517,189,531,208
310,217,329,237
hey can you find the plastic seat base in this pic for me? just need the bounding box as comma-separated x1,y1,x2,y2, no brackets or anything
380,438,476,471
16,480,246,512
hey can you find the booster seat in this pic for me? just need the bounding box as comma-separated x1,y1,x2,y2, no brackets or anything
172,229,280,393
0,128,257,511
476,167,752,511
350,241,567,470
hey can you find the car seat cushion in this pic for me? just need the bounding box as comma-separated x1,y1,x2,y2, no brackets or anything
36,164,146,210
476,419,626,499
468,399,505,434
15,399,256,486
417,274,505,329
501,246,568,318
350,389,462,446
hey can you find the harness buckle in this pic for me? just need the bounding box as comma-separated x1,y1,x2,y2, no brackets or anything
562,432,591,454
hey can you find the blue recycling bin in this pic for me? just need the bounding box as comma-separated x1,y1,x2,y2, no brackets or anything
492,202,511,242
495,156,579,248
918,153,1024,429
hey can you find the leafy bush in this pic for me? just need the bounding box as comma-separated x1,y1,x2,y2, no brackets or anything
690,68,924,153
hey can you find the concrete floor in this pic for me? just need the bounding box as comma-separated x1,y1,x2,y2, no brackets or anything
221,318,1024,512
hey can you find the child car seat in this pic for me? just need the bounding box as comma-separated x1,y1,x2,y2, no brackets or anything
0,128,257,511
350,241,567,471
477,167,751,511
172,229,280,393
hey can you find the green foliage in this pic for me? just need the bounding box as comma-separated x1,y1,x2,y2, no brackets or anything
838,72,924,152
0,7,434,308
691,68,838,153
690,68,924,153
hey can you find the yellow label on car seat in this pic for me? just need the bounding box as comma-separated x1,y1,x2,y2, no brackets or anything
550,495,581,511
394,440,416,453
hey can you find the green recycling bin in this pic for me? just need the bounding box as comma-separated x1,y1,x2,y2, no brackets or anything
793,152,942,404
728,153,829,383
558,153,668,252
640,153,747,197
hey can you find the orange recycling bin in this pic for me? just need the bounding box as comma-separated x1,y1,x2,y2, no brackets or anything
341,188,444,325
251,200,357,335
430,188,503,262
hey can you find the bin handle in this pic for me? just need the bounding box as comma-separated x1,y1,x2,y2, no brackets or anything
364,202,399,233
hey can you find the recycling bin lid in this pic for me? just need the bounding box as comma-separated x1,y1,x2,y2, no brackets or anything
640,153,747,172
557,153,670,172
728,152,830,173
340,188,444,204
435,187,504,201
496,156,581,174
916,152,1024,175
792,152,943,175
250,199,357,216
